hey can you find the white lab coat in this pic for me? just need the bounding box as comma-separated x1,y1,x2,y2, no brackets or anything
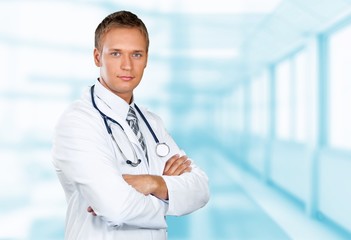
52,81,210,240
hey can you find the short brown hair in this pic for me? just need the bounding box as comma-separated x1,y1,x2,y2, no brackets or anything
95,10,149,52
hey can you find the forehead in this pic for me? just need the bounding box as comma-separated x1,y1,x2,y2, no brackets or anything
100,27,147,50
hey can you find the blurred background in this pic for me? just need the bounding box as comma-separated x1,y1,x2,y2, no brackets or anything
1,0,351,239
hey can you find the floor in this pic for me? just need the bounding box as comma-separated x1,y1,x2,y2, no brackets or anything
1,146,350,239
167,147,351,240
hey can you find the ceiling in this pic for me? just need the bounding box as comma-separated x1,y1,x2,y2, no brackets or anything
1,0,351,95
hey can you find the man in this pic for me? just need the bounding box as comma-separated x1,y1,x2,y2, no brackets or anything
52,10,209,240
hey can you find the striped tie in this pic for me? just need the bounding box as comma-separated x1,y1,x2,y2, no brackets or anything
126,106,148,159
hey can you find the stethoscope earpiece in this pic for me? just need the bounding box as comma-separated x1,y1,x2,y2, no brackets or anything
126,159,142,167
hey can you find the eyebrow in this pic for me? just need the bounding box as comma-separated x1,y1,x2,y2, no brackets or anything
108,48,146,52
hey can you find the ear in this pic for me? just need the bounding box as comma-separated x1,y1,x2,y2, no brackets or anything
93,48,101,67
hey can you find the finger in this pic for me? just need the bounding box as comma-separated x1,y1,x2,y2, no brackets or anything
163,154,180,173
182,166,192,173
165,156,188,175
181,165,192,174
87,206,97,216
164,157,184,175
173,160,192,175
122,174,131,180
172,159,190,175
123,174,136,186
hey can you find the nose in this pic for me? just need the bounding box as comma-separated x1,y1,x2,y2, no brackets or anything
120,55,132,71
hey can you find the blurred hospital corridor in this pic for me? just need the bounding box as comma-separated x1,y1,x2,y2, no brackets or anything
166,142,351,240
1,0,351,239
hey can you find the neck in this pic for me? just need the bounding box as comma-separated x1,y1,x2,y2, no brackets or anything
98,77,133,104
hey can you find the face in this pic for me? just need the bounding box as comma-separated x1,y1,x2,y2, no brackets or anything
94,27,148,103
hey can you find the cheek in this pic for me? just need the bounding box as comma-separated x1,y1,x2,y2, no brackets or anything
103,60,118,72
136,62,147,73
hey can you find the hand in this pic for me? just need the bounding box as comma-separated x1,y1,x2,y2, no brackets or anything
163,154,192,176
123,174,155,196
123,174,168,200
87,206,97,216
121,154,192,200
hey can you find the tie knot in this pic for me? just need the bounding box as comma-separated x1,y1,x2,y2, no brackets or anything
126,106,137,122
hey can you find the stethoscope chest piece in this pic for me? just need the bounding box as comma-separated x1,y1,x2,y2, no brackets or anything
156,143,170,157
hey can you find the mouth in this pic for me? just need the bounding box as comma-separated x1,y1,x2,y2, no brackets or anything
118,75,134,81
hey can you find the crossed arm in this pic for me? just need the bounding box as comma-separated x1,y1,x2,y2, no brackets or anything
87,154,191,215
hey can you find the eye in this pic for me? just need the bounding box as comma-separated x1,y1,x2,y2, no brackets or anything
132,52,143,58
111,51,121,57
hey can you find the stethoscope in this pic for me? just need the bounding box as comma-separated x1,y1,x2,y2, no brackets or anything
90,85,170,167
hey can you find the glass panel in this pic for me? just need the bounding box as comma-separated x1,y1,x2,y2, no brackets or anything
250,77,260,134
294,50,308,142
250,71,269,137
275,60,292,140
328,24,351,149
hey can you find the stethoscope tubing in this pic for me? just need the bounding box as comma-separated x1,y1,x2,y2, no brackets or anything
134,104,160,144
90,85,169,166
90,86,124,134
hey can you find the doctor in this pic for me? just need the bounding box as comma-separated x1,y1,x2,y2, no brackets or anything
52,10,210,240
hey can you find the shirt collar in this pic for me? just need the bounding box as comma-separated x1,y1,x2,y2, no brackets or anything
94,80,135,119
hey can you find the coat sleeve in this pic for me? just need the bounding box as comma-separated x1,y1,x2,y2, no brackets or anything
147,112,210,216
52,103,167,229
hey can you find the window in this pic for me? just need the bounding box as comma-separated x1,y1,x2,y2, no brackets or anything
294,50,308,142
328,24,351,149
250,70,269,137
275,59,292,140
274,48,309,142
